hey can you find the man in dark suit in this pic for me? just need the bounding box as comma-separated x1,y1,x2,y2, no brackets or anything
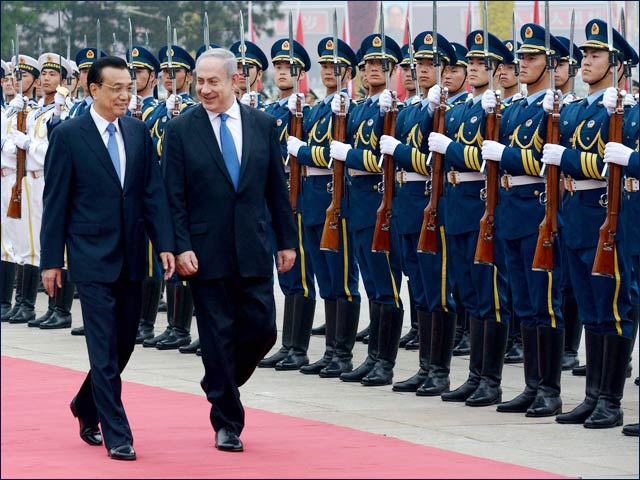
40,56,176,461
163,48,297,452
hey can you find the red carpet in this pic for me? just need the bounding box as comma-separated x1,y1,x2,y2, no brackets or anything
1,356,567,479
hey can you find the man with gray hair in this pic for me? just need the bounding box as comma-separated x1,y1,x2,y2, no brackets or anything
162,48,297,452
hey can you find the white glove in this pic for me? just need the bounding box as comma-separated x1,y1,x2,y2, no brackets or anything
481,140,505,162
240,91,256,107
330,140,352,161
128,95,141,113
287,93,305,114
602,87,624,115
53,91,67,117
603,142,633,167
562,93,576,105
542,143,565,166
166,94,182,118
427,84,441,114
428,132,452,154
379,135,401,156
9,95,28,111
65,96,75,110
379,89,395,113
10,130,30,152
623,92,636,107
481,90,497,114
512,91,525,102
406,95,421,106
331,92,350,115
287,136,306,158
542,89,562,114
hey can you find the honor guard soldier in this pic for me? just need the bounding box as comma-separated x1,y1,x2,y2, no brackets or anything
1,60,9,109
381,31,459,395
556,36,583,103
482,24,567,417
329,33,405,385
398,44,419,105
1,55,40,322
67,48,108,119
544,19,635,429
3,61,17,105
230,40,268,109
144,44,197,351
429,31,513,407
499,39,525,106
259,38,318,370
68,60,80,100
286,37,362,373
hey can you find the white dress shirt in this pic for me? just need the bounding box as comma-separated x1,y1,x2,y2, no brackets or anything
206,100,243,164
90,106,126,186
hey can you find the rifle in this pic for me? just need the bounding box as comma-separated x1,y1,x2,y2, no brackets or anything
371,2,397,253
128,18,141,119
320,10,346,252
166,17,180,118
287,11,302,215
592,2,623,278
417,0,446,254
8,26,26,219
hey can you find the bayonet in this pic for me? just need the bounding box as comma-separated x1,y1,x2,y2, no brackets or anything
568,9,576,94
38,36,43,58
204,12,210,49
83,34,87,49
57,9,65,91
607,1,617,87
379,2,390,87
332,9,340,78
544,0,554,92
144,31,149,49
240,11,250,79
96,19,101,59
66,35,72,88
288,11,300,95
483,0,493,92
512,9,521,95
14,26,22,98
407,12,419,96
166,16,176,96
111,32,117,56
620,8,632,81
433,0,440,86
128,18,137,97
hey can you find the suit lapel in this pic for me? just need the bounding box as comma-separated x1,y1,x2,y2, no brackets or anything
119,117,135,192
238,102,254,188
80,118,121,188
194,105,234,187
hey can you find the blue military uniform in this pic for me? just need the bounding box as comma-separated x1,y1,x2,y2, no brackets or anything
622,103,640,307
229,40,269,109
126,45,161,123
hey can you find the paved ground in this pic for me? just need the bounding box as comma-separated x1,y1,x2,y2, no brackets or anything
2,284,638,479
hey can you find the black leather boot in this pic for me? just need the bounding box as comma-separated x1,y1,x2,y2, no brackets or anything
584,334,633,429
9,264,39,324
39,269,74,329
466,319,509,407
300,299,337,374
452,286,470,356
276,296,316,370
144,282,175,347
320,300,360,378
259,295,295,367
311,323,326,336
622,423,639,436
497,325,538,413
29,294,54,327
504,315,523,364
135,277,161,344
179,338,201,354
556,330,603,424
4,263,22,322
442,316,484,402
341,302,381,382
156,283,192,350
1,261,16,319
400,282,418,349
526,326,564,417
417,311,457,396
572,364,586,376
562,293,582,370
393,310,431,392
362,304,403,386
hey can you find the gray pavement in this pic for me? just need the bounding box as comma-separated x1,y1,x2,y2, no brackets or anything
2,284,638,479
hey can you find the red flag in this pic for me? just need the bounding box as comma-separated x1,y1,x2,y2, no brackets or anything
296,8,308,94
247,1,262,92
343,3,354,97
395,5,411,101
533,0,540,24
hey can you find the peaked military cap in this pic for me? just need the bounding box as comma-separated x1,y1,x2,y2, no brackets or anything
356,47,365,69
317,37,358,67
11,54,40,78
271,39,311,71
229,40,268,71
581,19,635,63
450,43,468,67
412,31,457,65
502,40,522,64
127,45,160,73
360,34,402,65
556,36,582,67
158,45,195,71
69,60,80,77
466,30,513,63
516,24,564,60
75,48,108,70
195,43,222,60
38,53,72,79
1,59,9,78
398,43,412,66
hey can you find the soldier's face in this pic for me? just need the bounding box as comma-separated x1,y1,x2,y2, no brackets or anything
236,63,261,92
161,68,191,93
196,56,239,113
555,61,570,89
519,53,546,85
401,65,415,90
415,58,437,89
319,62,339,89
3,77,16,95
581,48,611,85
71,75,79,92
90,66,132,121
12,72,36,92
40,69,62,94
79,68,89,91
365,59,392,88
467,57,489,87
498,63,518,89
273,61,295,90
443,65,467,93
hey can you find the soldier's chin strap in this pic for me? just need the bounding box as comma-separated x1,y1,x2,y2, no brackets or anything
587,61,622,87
531,59,549,88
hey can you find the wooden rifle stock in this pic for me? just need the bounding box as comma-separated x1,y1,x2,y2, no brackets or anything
474,93,502,265
417,88,447,254
371,101,397,252
288,96,303,215
532,92,561,271
592,91,624,277
7,107,27,219
320,98,347,251
133,96,142,119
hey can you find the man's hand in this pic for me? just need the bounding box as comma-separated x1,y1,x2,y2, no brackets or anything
10,130,31,152
287,136,305,158
379,135,401,156
481,89,497,113
53,91,67,117
128,95,141,113
159,252,175,280
603,142,633,167
287,93,305,114
331,92,350,115
330,140,352,161
277,248,296,273
42,268,62,297
542,89,562,114
542,144,565,166
481,140,505,162
166,94,182,118
9,95,28,111
428,132,452,154
426,84,441,114
379,89,395,113
176,250,198,276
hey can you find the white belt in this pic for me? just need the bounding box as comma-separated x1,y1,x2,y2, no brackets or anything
397,171,430,182
28,169,45,179
501,174,545,190
348,168,381,177
1,167,16,177
447,171,485,185
564,177,606,192
624,176,639,193
303,166,332,177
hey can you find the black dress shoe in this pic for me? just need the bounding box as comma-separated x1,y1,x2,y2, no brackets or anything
70,402,102,446
108,444,136,460
179,338,200,354
215,427,243,452
70,326,85,336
